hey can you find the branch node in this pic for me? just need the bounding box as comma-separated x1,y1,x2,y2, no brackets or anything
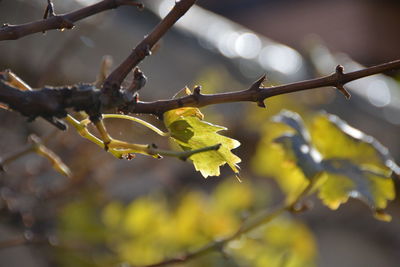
193,85,201,95
130,68,147,93
57,16,75,30
335,64,344,74
192,85,202,102
334,65,351,99
136,43,152,58
289,200,313,213
136,2,145,10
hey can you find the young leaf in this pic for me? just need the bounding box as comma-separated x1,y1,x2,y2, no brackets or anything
164,107,241,178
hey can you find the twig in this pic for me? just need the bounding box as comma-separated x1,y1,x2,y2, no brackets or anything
104,0,197,88
133,184,313,267
0,0,144,41
126,59,400,115
1,60,400,125
0,236,29,250
0,131,70,176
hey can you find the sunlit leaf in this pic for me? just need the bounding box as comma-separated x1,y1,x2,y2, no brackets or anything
251,121,310,202
268,111,323,201
260,110,396,220
273,134,322,180
272,110,311,142
311,112,400,175
320,159,395,217
164,107,241,177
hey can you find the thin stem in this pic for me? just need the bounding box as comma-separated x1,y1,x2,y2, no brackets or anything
65,114,218,160
129,60,400,115
0,236,28,250
96,114,168,136
0,130,60,171
0,0,144,41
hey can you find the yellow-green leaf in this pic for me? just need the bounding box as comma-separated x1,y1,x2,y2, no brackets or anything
164,107,240,178
320,159,395,220
311,112,400,175
259,110,396,220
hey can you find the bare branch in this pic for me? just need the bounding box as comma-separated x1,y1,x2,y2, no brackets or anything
0,0,143,41
127,59,400,116
1,60,400,127
104,0,197,88
0,236,29,250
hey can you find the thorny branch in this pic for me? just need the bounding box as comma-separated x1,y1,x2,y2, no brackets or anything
0,0,399,264
0,0,144,41
1,60,400,126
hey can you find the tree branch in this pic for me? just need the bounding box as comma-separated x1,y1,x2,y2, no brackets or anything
0,0,144,41
1,60,400,126
127,59,400,116
104,0,197,88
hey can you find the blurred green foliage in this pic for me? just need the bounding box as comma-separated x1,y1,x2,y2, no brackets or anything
57,179,316,267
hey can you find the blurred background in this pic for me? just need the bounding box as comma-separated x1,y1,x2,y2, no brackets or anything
0,0,400,266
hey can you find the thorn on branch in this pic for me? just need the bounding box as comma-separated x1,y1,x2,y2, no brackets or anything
43,116,67,130
43,0,56,33
257,100,266,108
334,65,351,99
43,0,56,20
247,75,267,108
248,74,266,91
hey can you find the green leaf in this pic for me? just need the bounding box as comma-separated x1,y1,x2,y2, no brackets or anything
320,159,395,221
311,112,400,175
272,110,323,180
164,107,241,178
269,110,396,221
